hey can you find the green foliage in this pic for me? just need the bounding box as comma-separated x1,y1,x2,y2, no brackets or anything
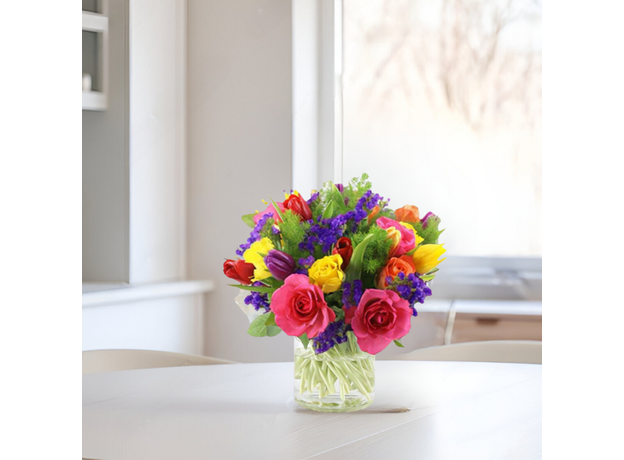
393,339,405,348
345,234,374,282
413,216,444,245
352,224,392,277
318,181,349,219
242,213,256,228
331,305,345,321
308,194,322,218
343,174,372,207
279,209,310,260
247,312,282,337
324,291,342,307
229,284,275,294
259,217,282,249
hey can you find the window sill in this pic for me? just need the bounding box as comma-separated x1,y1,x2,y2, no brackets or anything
82,280,214,308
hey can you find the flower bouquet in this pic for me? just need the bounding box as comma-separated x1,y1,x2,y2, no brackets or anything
224,174,445,412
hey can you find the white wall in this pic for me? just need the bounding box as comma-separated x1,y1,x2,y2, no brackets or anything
83,295,205,354
187,0,294,362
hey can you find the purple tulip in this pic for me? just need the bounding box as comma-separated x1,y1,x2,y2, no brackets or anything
265,250,296,281
335,183,344,193
421,212,438,229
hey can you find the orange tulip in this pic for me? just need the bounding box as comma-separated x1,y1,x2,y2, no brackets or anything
395,205,420,223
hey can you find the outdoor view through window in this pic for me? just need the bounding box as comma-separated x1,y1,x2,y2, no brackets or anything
342,0,541,257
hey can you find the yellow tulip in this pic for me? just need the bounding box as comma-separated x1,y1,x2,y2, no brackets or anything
412,244,446,274
308,254,345,293
243,238,275,281
384,227,402,255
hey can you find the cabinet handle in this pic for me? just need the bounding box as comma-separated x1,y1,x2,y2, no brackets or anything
476,318,500,325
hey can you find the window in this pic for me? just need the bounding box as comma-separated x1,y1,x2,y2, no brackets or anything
342,0,541,258
292,0,541,300
339,0,541,300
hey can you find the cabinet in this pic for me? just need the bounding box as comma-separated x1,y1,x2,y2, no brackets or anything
82,1,108,110
448,301,542,344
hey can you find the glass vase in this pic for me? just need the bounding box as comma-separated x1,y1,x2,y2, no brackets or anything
294,332,375,412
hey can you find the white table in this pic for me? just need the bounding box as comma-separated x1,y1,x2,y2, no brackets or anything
83,361,541,459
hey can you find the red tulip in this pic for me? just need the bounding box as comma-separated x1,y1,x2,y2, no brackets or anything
332,237,353,270
223,259,255,285
283,193,313,221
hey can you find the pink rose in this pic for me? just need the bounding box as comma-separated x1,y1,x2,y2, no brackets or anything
351,289,412,354
253,202,286,225
376,216,416,256
271,274,336,338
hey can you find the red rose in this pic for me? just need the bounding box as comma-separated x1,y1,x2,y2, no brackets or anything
283,193,313,221
223,259,255,285
332,237,353,270
351,289,412,354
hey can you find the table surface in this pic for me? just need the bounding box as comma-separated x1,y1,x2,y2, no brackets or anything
83,361,542,460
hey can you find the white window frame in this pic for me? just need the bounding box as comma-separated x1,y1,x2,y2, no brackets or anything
292,0,541,301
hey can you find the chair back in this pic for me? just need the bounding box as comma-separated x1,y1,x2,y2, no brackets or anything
83,349,235,374
395,340,542,364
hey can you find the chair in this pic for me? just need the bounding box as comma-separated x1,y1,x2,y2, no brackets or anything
394,340,542,364
82,349,236,374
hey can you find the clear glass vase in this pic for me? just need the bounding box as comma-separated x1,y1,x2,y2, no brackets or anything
294,332,375,412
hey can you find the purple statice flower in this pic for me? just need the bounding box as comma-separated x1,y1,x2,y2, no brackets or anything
298,255,315,267
236,212,274,256
352,279,363,306
312,320,350,354
342,280,363,308
297,188,383,256
341,190,383,232
389,273,432,316
244,282,270,312
265,250,296,281
342,282,352,307
298,214,348,254
307,192,320,205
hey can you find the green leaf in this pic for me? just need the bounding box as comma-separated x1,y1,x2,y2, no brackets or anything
345,234,374,282
262,277,284,289
247,312,281,337
242,213,256,228
247,314,270,337
420,274,436,281
393,339,405,348
269,197,285,222
322,200,335,219
265,312,276,326
298,333,310,349
228,284,275,294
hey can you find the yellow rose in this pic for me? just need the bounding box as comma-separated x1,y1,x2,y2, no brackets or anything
412,244,446,274
400,222,424,246
243,237,275,281
308,254,345,293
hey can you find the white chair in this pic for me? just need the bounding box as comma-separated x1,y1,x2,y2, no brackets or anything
395,340,542,364
82,349,236,374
